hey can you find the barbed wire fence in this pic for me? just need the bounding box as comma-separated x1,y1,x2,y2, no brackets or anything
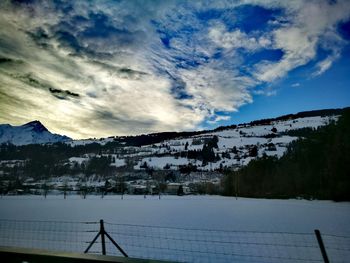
0,219,349,263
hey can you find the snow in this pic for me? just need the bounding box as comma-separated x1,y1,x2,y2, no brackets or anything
0,196,349,262
0,122,70,145
67,137,115,146
130,132,300,171
1,114,347,261
134,156,191,169
216,135,296,150
1,115,339,173
0,195,348,233
63,115,337,149
68,157,88,164
111,158,126,167
129,115,337,171
210,116,337,138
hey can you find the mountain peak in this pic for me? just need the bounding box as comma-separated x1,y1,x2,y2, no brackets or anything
22,120,48,133
0,120,71,145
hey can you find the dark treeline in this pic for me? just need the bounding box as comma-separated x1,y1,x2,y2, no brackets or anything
174,136,220,165
0,142,117,179
0,132,221,179
223,109,350,201
118,131,205,146
0,142,102,161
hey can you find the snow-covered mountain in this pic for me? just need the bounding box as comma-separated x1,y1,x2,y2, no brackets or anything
0,121,71,145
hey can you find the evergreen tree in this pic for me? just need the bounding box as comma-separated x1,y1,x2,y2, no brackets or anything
177,185,184,196
222,109,350,200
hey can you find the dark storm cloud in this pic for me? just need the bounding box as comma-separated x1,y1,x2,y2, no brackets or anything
0,56,24,68
46,10,147,59
11,73,48,90
0,57,14,63
88,109,158,135
11,73,80,100
49,88,79,100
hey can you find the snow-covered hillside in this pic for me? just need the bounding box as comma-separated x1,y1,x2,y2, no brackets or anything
0,112,342,196
126,115,336,171
0,121,70,145
0,113,339,172
68,115,337,172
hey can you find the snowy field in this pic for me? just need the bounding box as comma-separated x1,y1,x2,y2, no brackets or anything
0,195,349,262
1,195,349,233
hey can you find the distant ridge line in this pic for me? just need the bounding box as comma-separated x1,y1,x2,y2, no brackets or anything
213,107,349,132
104,107,348,147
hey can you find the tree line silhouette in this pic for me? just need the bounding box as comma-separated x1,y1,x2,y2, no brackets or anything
223,109,350,201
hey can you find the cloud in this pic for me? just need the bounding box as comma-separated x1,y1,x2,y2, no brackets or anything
254,26,318,82
208,23,271,51
178,64,255,113
254,0,350,82
0,0,349,139
313,56,334,77
207,115,231,124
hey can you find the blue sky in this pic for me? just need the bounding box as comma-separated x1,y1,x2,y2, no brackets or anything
0,0,349,139
221,44,350,126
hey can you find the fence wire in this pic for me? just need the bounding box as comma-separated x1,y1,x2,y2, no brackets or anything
0,219,349,263
0,219,98,253
322,234,350,263
102,222,323,263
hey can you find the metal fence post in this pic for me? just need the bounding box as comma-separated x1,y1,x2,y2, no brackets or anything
104,231,128,257
84,230,100,254
100,220,106,255
315,229,329,263
85,219,128,257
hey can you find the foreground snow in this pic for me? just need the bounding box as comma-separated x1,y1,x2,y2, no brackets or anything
0,195,349,233
0,195,349,262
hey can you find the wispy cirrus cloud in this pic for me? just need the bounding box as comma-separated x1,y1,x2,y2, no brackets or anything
0,0,349,138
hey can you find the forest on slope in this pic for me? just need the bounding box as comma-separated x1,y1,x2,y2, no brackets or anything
222,109,350,201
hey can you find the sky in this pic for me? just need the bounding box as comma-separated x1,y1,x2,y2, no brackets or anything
0,0,350,139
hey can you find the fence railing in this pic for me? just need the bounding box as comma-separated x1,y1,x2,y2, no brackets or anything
0,219,349,263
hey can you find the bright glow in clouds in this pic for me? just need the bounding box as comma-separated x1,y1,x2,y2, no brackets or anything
0,0,349,138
